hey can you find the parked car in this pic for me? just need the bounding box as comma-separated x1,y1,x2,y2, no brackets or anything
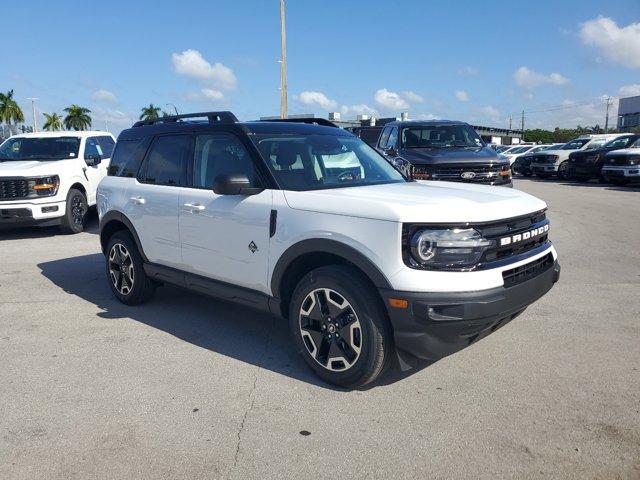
512,144,561,176
601,139,640,185
97,111,559,388
0,130,115,233
374,120,511,186
502,144,548,166
567,134,639,182
530,134,627,180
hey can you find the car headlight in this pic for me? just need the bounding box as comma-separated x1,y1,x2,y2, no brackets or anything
27,175,60,197
406,227,492,270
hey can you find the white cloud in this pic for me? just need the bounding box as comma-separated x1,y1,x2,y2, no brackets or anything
201,88,224,101
415,113,439,120
92,89,117,103
479,105,501,123
455,90,469,101
619,84,640,97
374,88,409,111
295,91,338,111
457,66,478,76
526,99,613,129
402,91,424,103
340,104,378,118
91,107,134,132
514,66,570,88
172,49,237,90
580,16,640,68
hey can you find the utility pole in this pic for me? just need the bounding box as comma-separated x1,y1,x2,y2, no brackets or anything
509,115,513,130
279,0,288,119
604,96,613,133
26,97,39,132
521,110,525,143
104,120,109,132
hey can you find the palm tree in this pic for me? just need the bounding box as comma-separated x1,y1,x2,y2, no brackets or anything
42,113,63,131
140,104,161,121
0,90,25,135
63,105,92,131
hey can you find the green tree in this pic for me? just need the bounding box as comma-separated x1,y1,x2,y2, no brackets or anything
139,104,161,121
0,89,25,134
42,112,63,131
63,105,92,130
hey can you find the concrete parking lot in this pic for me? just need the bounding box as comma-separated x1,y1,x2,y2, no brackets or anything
1,178,639,479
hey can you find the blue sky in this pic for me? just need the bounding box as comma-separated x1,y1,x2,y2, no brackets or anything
1,0,639,134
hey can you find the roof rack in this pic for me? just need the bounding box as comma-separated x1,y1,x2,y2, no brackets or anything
260,117,339,128
133,111,239,127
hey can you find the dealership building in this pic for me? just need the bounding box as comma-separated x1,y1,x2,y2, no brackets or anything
617,95,640,131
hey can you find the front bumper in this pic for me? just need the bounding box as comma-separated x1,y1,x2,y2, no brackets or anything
0,200,65,227
531,163,558,174
380,259,560,361
601,166,640,181
567,163,600,178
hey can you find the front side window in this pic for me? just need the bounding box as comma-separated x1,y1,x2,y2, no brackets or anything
386,127,398,149
378,126,392,149
84,137,102,159
0,136,81,161
139,135,190,186
193,133,258,188
252,134,405,191
401,124,482,148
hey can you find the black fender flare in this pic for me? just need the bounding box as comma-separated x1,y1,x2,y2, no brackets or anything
99,210,148,262
270,238,393,299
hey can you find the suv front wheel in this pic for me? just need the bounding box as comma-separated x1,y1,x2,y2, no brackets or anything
289,265,392,388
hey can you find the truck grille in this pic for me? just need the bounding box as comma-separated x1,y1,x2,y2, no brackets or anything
0,179,30,200
606,156,635,166
502,253,554,287
532,155,556,164
413,164,506,183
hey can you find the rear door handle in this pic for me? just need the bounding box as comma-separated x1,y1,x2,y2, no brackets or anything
130,196,146,205
183,203,205,212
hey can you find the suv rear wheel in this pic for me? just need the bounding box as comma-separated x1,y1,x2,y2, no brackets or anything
105,230,156,305
289,265,392,388
59,188,87,234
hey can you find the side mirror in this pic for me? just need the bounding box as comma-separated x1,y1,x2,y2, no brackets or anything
384,148,397,157
86,154,102,166
213,173,263,195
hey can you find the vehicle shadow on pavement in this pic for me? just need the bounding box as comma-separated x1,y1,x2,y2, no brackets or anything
515,177,640,192
38,253,428,390
0,210,99,239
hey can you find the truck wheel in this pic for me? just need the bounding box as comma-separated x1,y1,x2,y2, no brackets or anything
59,188,87,234
557,161,569,180
289,265,392,388
105,230,156,305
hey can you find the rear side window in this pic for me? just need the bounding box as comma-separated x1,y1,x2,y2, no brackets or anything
98,136,115,158
107,139,147,177
139,135,190,186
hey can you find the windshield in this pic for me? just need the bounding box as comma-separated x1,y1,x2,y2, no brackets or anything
508,146,532,154
251,134,405,191
560,138,589,150
401,124,483,148
0,136,81,161
603,136,635,149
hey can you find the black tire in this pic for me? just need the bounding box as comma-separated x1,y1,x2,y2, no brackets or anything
576,177,589,183
557,161,570,180
59,188,87,234
105,230,156,305
289,265,392,388
612,179,630,186
523,172,532,177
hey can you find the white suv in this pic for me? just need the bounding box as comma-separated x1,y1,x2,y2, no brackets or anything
97,112,560,388
0,131,115,233
530,134,626,180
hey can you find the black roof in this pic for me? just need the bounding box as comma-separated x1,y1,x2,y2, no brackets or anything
383,119,470,127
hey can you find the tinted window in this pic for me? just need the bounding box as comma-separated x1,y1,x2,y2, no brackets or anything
378,126,392,148
140,135,189,186
603,136,634,149
107,139,147,177
561,139,589,150
0,136,80,161
193,133,258,188
84,137,101,159
401,124,482,148
386,127,398,149
98,136,115,157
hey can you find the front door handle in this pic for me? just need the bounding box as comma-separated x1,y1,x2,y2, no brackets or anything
130,196,146,205
183,203,205,212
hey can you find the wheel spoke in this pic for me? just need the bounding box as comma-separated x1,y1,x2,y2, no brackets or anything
315,290,330,317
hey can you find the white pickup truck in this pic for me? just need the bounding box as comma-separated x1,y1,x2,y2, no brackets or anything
0,131,115,233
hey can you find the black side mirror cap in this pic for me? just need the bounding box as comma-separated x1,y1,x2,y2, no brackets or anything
85,155,102,166
213,173,263,195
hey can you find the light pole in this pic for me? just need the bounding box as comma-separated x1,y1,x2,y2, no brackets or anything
26,97,39,132
279,0,288,119
166,103,179,115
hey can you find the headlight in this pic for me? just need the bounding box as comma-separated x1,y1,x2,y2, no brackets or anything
407,228,492,270
27,175,60,197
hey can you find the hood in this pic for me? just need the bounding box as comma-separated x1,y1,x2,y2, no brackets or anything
283,181,546,224
0,160,64,177
398,146,500,165
606,148,640,157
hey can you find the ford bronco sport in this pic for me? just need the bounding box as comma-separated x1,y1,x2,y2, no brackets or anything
98,111,560,388
0,131,115,233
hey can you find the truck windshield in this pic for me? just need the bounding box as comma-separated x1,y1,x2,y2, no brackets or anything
401,124,483,148
560,139,589,150
0,136,81,161
251,134,406,191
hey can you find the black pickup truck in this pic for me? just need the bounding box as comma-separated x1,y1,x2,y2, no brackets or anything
567,134,639,182
374,120,512,186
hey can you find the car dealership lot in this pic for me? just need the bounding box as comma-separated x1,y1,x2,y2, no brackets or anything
1,179,638,479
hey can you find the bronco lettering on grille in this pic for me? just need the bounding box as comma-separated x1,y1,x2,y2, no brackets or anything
499,224,549,246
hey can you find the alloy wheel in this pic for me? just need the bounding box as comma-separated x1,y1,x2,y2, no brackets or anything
299,288,362,372
71,194,86,227
108,243,135,295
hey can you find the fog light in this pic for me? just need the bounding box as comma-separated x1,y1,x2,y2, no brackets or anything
41,206,59,213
